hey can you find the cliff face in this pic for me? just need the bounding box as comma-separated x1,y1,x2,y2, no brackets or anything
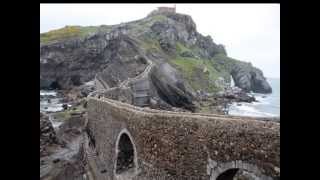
40,10,272,108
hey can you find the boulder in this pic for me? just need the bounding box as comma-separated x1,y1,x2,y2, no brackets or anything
150,63,196,112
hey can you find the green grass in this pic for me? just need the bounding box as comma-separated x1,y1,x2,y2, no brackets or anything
176,42,191,54
139,15,167,27
210,53,238,82
140,36,162,52
170,56,222,93
212,53,235,71
51,103,86,121
150,15,167,22
52,111,72,121
40,25,100,44
128,15,167,36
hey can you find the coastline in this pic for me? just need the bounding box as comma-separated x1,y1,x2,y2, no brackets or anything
228,78,280,118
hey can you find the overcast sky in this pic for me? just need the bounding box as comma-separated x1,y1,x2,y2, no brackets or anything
40,3,280,78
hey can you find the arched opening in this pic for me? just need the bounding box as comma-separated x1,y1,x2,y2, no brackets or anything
115,133,135,174
216,168,239,180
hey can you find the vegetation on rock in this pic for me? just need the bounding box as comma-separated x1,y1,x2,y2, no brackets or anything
40,10,272,109
40,25,111,44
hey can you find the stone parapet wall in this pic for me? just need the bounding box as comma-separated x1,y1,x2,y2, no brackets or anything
87,97,280,180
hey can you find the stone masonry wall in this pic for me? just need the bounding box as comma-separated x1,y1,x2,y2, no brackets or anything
87,97,280,180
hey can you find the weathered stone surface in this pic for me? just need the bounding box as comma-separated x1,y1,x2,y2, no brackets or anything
86,97,279,180
40,140,87,180
40,31,146,91
40,113,60,157
218,87,256,103
40,112,88,180
231,62,272,93
150,63,196,111
40,10,272,112
40,9,278,179
40,36,108,90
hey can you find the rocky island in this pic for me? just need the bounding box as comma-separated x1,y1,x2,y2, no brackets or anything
40,7,278,180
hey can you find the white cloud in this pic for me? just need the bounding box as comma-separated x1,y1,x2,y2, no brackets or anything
40,3,280,78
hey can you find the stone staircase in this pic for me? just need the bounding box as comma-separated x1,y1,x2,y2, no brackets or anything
131,78,150,107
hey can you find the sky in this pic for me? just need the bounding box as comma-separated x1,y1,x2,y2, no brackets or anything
40,3,280,78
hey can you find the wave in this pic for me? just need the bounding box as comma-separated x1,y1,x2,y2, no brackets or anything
229,103,279,117
40,90,57,96
40,103,64,112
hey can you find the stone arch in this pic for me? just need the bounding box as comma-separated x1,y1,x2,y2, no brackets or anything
114,128,138,179
216,168,239,180
209,160,274,180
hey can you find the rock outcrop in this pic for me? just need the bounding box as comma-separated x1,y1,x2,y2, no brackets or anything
40,9,272,112
231,62,272,93
213,54,272,94
217,86,256,103
40,111,88,180
150,63,196,111
40,9,277,179
40,113,61,156
40,31,146,90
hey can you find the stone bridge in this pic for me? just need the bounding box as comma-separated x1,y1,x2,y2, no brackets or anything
85,96,279,180
85,39,279,180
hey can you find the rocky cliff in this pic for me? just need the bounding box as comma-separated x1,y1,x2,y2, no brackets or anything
40,9,272,110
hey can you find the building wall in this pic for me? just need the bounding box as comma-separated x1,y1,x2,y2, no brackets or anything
87,97,280,180
157,7,176,13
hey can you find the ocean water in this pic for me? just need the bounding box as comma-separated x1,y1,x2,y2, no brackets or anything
40,90,65,113
228,78,280,117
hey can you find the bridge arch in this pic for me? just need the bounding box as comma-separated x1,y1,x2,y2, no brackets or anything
209,160,274,180
114,128,139,179
216,168,239,180
87,97,280,179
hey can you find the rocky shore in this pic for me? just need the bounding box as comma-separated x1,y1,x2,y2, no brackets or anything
40,8,275,180
40,110,87,180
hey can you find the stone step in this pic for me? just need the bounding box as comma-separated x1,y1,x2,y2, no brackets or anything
133,93,150,98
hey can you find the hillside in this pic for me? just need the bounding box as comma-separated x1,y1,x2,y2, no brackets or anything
40,9,272,111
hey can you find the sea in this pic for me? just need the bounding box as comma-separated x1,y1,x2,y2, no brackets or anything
228,78,280,117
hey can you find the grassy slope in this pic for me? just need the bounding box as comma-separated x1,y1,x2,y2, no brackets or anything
40,15,166,44
51,103,86,122
169,43,226,93
40,15,236,94
40,25,110,44
170,56,222,93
